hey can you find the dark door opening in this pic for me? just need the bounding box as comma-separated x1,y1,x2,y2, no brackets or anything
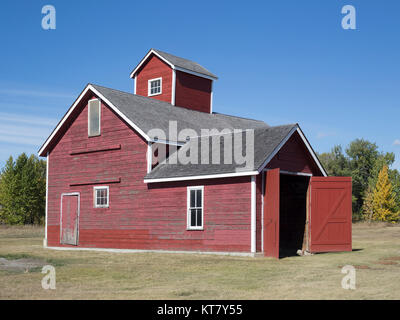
279,174,309,258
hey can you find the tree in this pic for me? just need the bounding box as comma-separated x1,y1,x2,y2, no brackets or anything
0,153,46,225
319,139,400,221
319,145,350,177
346,139,380,215
372,166,399,223
0,156,20,224
362,185,374,223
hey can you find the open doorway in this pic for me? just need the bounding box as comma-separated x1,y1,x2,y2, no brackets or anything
279,174,310,257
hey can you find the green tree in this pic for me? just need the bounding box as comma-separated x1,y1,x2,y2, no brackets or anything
319,139,400,221
0,153,46,225
319,145,351,177
346,139,380,215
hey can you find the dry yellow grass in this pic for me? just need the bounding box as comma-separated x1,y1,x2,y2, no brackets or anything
0,223,399,299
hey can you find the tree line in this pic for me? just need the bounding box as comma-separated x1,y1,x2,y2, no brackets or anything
0,153,46,225
319,139,400,222
0,139,399,225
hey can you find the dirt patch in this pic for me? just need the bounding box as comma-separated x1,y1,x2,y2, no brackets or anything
338,265,370,269
354,265,370,269
380,256,400,261
0,257,47,273
375,260,398,265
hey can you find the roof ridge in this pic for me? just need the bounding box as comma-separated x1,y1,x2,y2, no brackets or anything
153,48,199,65
131,49,218,79
188,128,257,140
92,83,270,122
267,123,298,129
212,112,266,124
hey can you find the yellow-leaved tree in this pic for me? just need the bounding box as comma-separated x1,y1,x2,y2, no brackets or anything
362,185,374,223
372,166,399,223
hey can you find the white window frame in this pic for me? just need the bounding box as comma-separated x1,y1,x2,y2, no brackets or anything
148,77,162,96
93,186,109,208
88,98,101,137
187,186,204,230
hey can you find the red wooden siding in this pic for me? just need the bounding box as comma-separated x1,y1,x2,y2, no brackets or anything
135,54,172,103
175,70,212,113
263,168,280,258
47,95,252,252
266,131,322,175
134,54,213,113
308,177,352,253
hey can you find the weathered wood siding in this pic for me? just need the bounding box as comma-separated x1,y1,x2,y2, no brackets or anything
266,131,322,175
47,95,252,252
175,70,212,113
135,54,173,103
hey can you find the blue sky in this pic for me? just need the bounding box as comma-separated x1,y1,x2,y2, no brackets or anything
1,0,399,169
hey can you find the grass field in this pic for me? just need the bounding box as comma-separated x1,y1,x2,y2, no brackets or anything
0,223,399,300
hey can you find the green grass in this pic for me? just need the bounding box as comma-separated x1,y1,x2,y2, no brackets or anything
0,223,399,299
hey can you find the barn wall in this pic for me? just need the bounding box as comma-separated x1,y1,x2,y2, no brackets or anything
175,71,212,113
135,54,173,103
47,96,252,252
266,131,322,176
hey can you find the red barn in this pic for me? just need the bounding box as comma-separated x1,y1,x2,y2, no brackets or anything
39,49,352,258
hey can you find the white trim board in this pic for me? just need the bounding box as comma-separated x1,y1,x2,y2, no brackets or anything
150,139,185,146
38,84,151,156
144,171,259,183
250,175,256,253
210,81,213,114
295,126,327,176
45,246,255,257
147,143,152,173
261,171,265,253
133,75,137,94
44,152,49,247
171,69,176,105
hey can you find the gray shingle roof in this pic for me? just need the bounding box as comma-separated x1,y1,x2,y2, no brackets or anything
90,85,304,180
144,124,298,180
152,49,218,79
92,84,268,142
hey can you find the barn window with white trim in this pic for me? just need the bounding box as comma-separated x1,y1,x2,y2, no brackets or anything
94,186,109,208
88,98,101,137
187,186,203,230
148,78,162,96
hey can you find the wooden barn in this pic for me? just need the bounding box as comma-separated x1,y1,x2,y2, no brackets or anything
39,49,352,258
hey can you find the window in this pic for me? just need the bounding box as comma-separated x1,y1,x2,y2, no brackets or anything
187,186,204,230
88,99,101,137
148,78,162,96
94,186,109,208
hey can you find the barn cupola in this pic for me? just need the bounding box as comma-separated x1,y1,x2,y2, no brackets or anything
130,49,218,113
